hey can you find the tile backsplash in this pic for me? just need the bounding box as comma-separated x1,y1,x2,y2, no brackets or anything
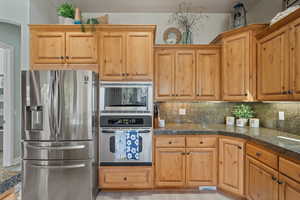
157,102,300,136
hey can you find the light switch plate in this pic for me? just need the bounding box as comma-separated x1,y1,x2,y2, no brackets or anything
279,111,285,121
179,108,186,115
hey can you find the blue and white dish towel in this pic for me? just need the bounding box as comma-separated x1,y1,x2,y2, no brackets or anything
115,130,140,161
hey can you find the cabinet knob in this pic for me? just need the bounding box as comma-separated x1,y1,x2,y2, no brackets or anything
123,177,127,181
181,152,185,155
277,180,284,185
244,93,248,96
60,56,64,59
122,73,125,76
186,152,191,155
256,152,262,157
66,56,69,59
272,176,277,181
282,91,288,95
238,146,242,150
199,141,203,144
168,141,172,144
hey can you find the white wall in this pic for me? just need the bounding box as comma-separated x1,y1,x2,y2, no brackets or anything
83,12,231,44
30,0,58,24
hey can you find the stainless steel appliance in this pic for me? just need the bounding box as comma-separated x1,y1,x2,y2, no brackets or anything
99,115,152,166
100,82,153,115
21,70,98,200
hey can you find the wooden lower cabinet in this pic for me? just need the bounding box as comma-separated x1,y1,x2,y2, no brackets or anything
186,148,217,187
246,155,279,200
279,173,300,200
99,166,153,189
155,148,186,187
219,137,245,196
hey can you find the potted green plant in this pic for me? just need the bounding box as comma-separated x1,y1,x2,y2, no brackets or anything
57,3,75,24
232,104,254,127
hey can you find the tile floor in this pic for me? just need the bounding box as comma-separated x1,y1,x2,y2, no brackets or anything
97,191,233,200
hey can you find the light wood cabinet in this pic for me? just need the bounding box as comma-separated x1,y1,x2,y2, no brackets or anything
246,155,279,200
290,18,300,100
31,31,97,66
219,137,245,196
279,173,300,200
257,26,290,100
155,148,186,187
186,148,217,187
196,49,220,100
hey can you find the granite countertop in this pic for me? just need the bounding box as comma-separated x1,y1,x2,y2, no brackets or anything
154,124,300,161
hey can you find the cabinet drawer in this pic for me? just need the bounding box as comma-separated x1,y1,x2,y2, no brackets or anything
279,157,300,183
99,167,153,189
155,136,185,147
246,143,278,169
186,136,217,148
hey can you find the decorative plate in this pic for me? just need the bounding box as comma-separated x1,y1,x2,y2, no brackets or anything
163,27,182,44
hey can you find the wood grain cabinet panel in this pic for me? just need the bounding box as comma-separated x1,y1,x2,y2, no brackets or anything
279,174,300,200
290,18,300,100
186,148,217,186
155,136,185,148
66,32,97,64
246,156,279,200
126,32,153,81
155,148,186,187
186,136,217,148
31,32,65,64
155,50,175,99
196,49,221,100
99,32,126,80
257,26,290,100
175,50,195,99
222,32,250,101
279,157,300,183
219,137,245,196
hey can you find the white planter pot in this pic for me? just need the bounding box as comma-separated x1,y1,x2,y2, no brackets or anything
236,118,248,127
58,16,74,25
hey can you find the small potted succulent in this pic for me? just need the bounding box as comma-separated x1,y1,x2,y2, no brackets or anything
57,3,75,24
232,104,254,127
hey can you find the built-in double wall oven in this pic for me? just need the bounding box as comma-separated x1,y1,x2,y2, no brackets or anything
99,82,153,166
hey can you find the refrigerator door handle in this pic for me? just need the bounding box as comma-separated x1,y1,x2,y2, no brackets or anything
26,144,86,150
48,72,56,137
31,163,86,169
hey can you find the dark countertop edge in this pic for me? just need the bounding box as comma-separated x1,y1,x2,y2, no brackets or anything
154,130,300,162
0,173,21,195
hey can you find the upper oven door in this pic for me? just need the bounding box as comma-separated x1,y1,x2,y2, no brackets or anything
100,82,153,113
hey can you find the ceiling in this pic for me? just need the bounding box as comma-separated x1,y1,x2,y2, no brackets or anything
55,0,260,13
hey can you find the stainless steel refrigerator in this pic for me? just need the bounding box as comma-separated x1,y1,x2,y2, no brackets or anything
21,70,98,200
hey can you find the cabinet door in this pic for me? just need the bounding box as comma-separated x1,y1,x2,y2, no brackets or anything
290,18,300,100
31,32,65,65
246,156,279,200
66,32,97,64
126,32,153,81
155,148,186,187
155,50,175,99
196,49,221,100
186,148,217,187
279,174,300,200
223,32,250,101
99,32,126,81
219,138,245,195
257,26,290,100
175,50,195,99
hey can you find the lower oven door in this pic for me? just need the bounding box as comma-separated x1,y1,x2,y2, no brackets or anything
99,129,152,166
22,160,96,200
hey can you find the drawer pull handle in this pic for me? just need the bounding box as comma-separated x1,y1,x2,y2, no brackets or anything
123,177,127,181
277,180,284,185
256,152,262,157
181,152,185,155
238,146,242,150
168,141,172,144
199,141,203,144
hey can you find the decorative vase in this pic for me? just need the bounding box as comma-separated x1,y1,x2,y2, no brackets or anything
74,8,81,24
182,30,192,44
226,116,235,126
59,16,74,25
236,118,248,127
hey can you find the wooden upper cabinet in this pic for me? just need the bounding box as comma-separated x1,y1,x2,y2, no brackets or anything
246,156,279,200
175,50,195,99
31,32,65,64
196,49,220,100
222,32,250,101
100,32,126,80
257,26,290,100
155,148,186,187
290,18,300,100
186,148,217,187
279,174,300,200
126,32,153,80
155,50,175,99
66,32,97,64
219,137,245,196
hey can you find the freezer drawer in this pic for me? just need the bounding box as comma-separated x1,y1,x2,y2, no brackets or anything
22,141,94,160
22,160,96,200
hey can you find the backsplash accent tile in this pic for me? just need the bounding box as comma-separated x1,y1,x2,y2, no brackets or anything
157,102,300,136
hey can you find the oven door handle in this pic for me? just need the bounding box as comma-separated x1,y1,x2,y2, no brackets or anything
138,130,151,134
102,130,117,134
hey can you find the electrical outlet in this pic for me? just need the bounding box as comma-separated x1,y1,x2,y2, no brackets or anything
179,108,186,115
279,111,285,121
